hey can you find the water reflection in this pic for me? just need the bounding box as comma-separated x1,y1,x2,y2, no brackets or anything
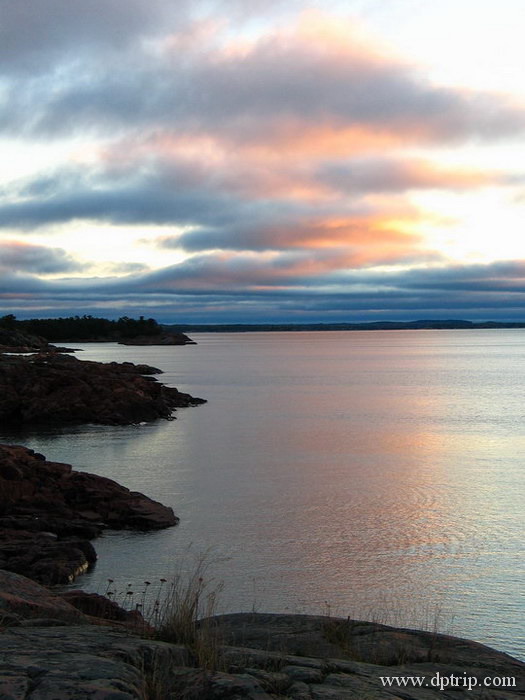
2,332,523,659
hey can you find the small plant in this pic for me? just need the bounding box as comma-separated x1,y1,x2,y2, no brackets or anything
152,555,224,671
322,601,454,667
141,651,174,700
104,550,225,671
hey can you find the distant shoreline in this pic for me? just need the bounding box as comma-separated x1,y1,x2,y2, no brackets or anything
166,319,525,333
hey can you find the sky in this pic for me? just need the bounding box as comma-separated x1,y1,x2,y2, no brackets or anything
1,0,525,323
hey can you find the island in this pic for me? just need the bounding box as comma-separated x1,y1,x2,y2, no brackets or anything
1,313,194,346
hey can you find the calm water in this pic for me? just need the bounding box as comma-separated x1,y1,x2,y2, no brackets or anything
3,330,524,659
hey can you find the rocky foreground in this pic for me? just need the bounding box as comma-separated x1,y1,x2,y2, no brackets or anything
0,570,523,699
0,351,205,426
0,445,179,585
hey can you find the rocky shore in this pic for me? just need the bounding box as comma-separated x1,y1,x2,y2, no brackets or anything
0,338,205,582
0,351,205,426
0,444,179,585
0,327,72,354
0,571,523,699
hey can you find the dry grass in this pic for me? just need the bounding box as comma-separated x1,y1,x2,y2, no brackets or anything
141,650,175,700
105,550,225,671
321,598,453,666
152,561,224,671
142,661,213,700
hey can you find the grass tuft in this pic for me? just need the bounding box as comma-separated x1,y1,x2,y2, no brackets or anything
105,550,225,671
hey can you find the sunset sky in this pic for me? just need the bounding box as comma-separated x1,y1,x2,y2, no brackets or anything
1,0,525,322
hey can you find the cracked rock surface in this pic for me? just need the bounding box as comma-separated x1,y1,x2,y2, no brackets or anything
1,585,524,700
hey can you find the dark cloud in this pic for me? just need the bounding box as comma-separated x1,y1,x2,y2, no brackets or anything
126,256,525,296
392,260,525,293
0,178,262,230
2,256,525,322
1,151,305,232
0,0,189,75
0,0,292,77
0,240,85,274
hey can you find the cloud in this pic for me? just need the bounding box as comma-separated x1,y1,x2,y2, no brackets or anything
2,259,525,322
0,150,504,262
2,10,524,145
158,17,524,147
105,261,150,275
315,157,506,194
2,5,525,323
0,0,293,77
126,256,525,297
0,0,189,75
173,213,427,260
0,173,257,230
0,240,85,274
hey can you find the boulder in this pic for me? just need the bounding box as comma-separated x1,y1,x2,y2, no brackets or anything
59,590,153,632
0,569,88,623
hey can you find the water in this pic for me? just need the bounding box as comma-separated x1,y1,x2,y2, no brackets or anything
3,330,524,659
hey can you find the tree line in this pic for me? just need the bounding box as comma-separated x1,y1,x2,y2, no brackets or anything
0,314,161,341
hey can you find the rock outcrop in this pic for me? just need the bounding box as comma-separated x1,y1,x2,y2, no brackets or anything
0,326,62,354
0,569,89,625
118,331,196,345
0,570,177,697
0,577,523,699
59,589,153,630
0,351,205,426
213,613,525,698
0,444,179,584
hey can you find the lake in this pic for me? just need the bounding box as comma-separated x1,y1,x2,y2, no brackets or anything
3,330,524,659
